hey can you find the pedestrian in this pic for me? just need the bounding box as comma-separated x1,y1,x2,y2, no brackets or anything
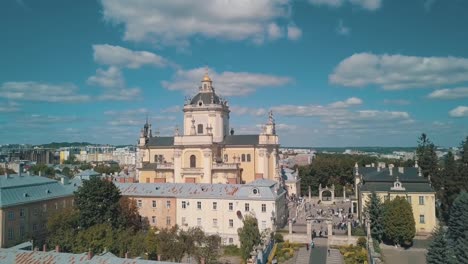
328,249,330,256
306,243,309,251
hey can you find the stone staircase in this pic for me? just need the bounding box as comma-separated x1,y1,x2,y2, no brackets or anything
294,247,310,264
326,249,344,264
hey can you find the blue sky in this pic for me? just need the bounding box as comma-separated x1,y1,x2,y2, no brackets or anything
0,0,467,147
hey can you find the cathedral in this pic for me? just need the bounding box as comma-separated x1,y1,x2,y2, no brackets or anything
137,73,281,184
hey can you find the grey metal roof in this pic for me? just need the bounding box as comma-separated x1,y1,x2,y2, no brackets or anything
222,135,259,146
147,137,174,147
116,181,285,201
359,167,428,183
0,249,181,264
190,92,220,105
0,174,77,208
360,182,434,193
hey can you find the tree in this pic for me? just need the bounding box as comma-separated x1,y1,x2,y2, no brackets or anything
74,177,122,229
365,192,384,242
64,154,79,165
382,196,415,246
447,192,468,246
62,167,73,177
238,215,261,261
453,231,468,264
195,234,221,264
416,133,438,178
46,207,79,252
73,223,115,254
426,225,449,264
143,228,158,260
438,152,462,222
118,197,145,230
156,226,185,262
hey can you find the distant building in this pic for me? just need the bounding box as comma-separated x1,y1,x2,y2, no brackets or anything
0,173,77,248
281,167,301,197
117,179,288,246
354,163,436,234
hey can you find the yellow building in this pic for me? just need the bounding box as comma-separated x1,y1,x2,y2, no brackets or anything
355,163,437,234
137,73,280,185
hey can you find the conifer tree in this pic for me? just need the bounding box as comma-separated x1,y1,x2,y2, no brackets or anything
426,225,449,264
416,133,438,178
365,191,384,242
447,192,468,245
453,231,468,264
382,196,415,246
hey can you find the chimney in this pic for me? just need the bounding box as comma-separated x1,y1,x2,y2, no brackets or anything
60,176,69,185
43,244,47,252
39,170,42,177
18,164,22,177
55,245,60,253
418,167,422,177
389,167,393,176
88,251,93,260
377,166,381,172
398,167,404,174
125,252,129,259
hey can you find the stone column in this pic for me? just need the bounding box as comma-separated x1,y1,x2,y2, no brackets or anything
347,221,351,239
308,186,311,202
327,220,333,238
306,217,312,239
343,188,346,200
288,219,293,235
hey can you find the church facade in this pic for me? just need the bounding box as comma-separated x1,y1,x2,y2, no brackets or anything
137,73,280,185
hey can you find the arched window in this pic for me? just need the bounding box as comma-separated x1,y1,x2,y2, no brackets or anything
241,154,246,162
197,124,203,134
246,154,251,162
190,155,196,168
203,84,207,90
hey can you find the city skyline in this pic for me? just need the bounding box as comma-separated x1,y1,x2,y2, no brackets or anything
1,0,467,147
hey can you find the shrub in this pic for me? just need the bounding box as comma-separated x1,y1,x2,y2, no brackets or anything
357,237,367,248
351,226,366,236
223,245,240,256
274,233,284,243
373,239,381,254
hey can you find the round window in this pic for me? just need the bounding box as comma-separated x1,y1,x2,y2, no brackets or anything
252,188,259,195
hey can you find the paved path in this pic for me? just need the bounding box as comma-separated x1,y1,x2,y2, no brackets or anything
326,249,344,264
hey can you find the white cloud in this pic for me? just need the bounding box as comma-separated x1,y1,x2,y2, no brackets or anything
383,99,411,105
428,87,468,100
231,106,267,116
0,101,20,113
162,67,292,96
449,106,468,117
92,44,169,68
336,20,350,36
267,23,283,40
329,53,468,90
0,82,90,103
99,87,141,101
287,25,302,40
162,105,182,113
309,0,381,10
100,0,299,46
328,97,362,108
105,108,175,126
87,66,124,88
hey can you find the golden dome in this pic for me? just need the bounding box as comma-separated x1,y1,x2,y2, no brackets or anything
202,73,212,82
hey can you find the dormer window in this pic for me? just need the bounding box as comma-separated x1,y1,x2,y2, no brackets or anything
252,188,259,195
198,101,203,107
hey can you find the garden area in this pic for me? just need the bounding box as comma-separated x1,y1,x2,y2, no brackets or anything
268,240,302,264
338,237,368,264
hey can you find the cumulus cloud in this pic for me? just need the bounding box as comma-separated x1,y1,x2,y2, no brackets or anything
99,88,142,101
267,23,283,40
328,97,362,108
449,106,468,117
336,19,350,36
105,108,175,126
287,25,302,40
231,106,268,116
0,82,90,103
309,0,382,10
329,53,468,90
162,67,292,96
92,44,169,68
99,0,300,46
428,87,468,100
162,105,182,113
87,66,125,88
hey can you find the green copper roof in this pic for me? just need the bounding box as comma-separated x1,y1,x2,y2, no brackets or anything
0,174,77,208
